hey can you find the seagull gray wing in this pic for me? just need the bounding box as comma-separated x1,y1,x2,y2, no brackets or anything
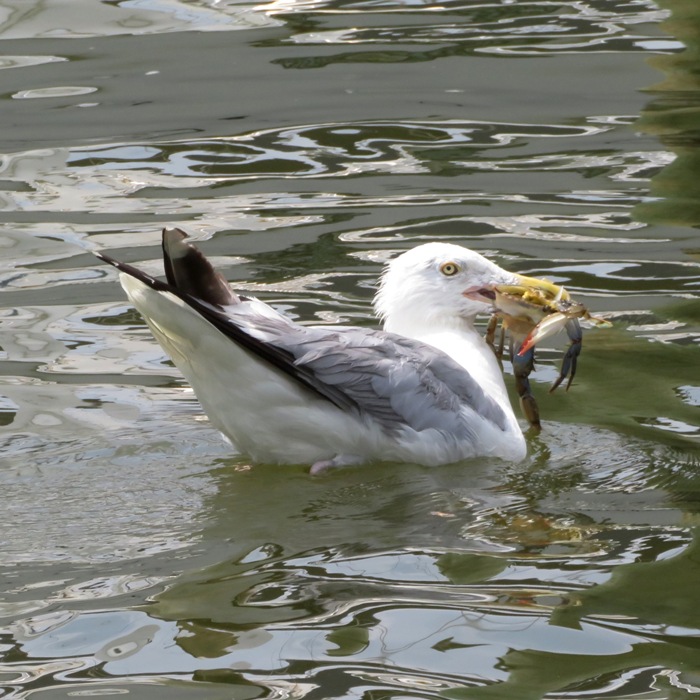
95,249,361,415
271,324,510,438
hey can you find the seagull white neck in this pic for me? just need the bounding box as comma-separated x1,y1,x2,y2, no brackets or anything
382,310,479,346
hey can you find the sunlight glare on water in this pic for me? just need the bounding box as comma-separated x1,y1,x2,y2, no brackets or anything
0,0,699,698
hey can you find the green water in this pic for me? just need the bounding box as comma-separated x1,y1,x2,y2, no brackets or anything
0,0,699,698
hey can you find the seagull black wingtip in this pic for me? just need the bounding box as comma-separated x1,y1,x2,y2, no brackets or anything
94,241,359,414
94,249,174,295
93,250,113,265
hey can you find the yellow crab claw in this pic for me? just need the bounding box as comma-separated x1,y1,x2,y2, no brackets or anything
510,274,570,302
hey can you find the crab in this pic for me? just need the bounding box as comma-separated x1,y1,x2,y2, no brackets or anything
485,276,610,429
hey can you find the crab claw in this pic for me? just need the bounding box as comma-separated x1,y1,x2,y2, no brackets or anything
549,318,582,392
489,273,610,419
518,312,570,356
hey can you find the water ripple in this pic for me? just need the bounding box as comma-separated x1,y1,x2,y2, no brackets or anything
266,0,672,60
0,2,697,696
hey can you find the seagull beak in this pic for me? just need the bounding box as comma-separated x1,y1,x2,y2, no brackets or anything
464,272,568,306
463,286,498,304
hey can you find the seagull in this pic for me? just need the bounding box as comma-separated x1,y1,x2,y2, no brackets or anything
96,229,551,473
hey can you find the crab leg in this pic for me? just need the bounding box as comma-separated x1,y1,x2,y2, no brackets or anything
549,318,582,393
485,314,506,365
510,338,541,430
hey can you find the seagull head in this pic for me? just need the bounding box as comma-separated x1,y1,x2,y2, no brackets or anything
374,242,520,334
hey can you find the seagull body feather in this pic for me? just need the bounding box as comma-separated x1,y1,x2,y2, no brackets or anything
100,231,527,469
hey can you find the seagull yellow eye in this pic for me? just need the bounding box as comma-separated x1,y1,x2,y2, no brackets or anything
440,262,460,277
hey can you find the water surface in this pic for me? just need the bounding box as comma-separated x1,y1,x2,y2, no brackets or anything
1,0,699,698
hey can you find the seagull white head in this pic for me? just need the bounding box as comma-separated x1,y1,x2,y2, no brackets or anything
374,242,518,335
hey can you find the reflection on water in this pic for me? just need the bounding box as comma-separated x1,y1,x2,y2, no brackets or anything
0,0,282,39
635,0,700,226
0,0,699,698
3,434,699,697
